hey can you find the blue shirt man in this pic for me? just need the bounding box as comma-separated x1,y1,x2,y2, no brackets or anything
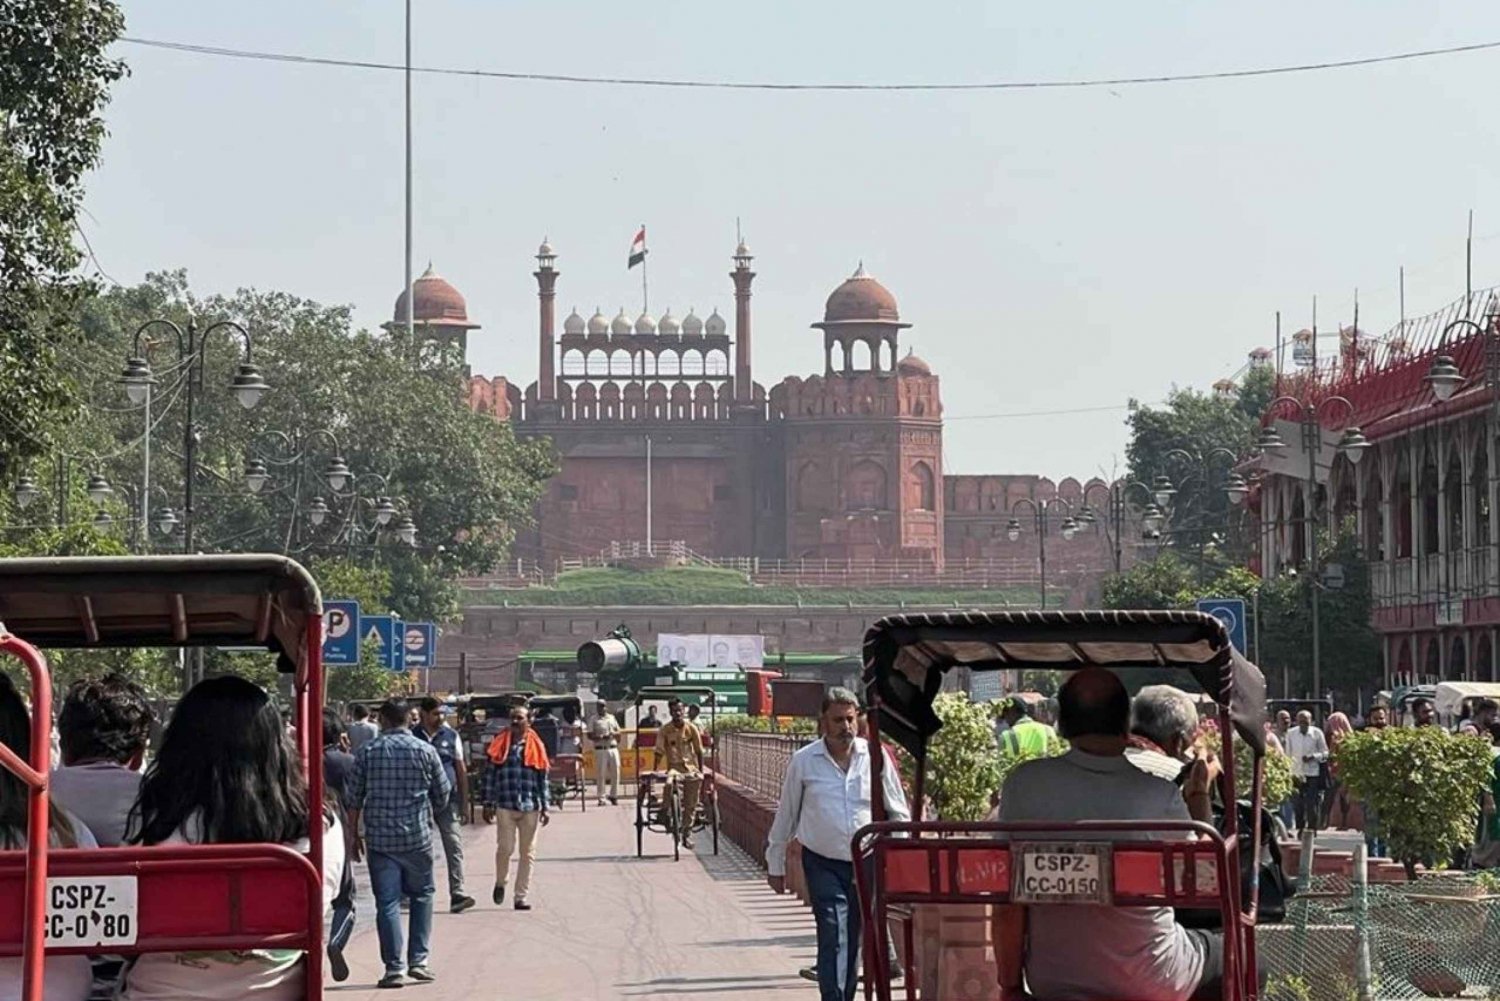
348,700,450,988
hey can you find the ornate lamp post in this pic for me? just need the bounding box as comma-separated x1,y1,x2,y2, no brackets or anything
1257,394,1370,696
1007,497,1077,610
1156,446,1246,580
1078,479,1158,572
120,318,270,552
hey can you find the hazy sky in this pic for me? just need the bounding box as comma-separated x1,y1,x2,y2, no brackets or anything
83,1,1500,480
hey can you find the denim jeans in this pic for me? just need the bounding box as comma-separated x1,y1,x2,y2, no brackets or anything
368,846,436,975
328,854,356,953
433,797,467,898
802,848,861,1001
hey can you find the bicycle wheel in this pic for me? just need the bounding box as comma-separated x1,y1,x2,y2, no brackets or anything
669,782,681,862
635,781,646,857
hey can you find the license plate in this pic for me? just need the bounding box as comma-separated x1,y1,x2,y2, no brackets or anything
1012,842,1111,905
44,876,138,948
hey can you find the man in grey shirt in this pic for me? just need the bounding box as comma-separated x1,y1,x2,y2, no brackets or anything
50,675,154,847
997,668,1229,1001
348,704,380,752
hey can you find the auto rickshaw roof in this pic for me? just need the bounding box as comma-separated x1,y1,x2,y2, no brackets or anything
862,609,1267,758
0,554,321,673
1433,681,1500,718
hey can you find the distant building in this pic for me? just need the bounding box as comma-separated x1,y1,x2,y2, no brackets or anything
406,240,1123,580
1245,288,1500,684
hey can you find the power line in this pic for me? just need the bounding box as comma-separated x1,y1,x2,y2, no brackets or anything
120,34,1500,93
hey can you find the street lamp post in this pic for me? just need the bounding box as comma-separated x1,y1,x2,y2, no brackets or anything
1007,497,1077,610
1257,395,1370,697
120,318,270,552
1079,479,1158,573
1160,447,1246,580
245,428,358,552
1424,301,1500,591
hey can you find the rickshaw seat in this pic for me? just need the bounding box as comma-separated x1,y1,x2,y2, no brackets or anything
0,844,321,959
861,827,1235,1001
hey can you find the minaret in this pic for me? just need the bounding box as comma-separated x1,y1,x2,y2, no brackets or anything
731,240,755,402
535,239,558,402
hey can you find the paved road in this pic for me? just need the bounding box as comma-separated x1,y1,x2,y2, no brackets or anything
330,799,821,1000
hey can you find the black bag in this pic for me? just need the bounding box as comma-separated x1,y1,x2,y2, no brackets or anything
1177,800,1295,928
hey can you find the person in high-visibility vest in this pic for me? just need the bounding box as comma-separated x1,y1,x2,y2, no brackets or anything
1000,698,1056,756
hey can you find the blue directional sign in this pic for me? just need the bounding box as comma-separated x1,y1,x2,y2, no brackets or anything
393,619,406,673
1197,598,1247,653
323,600,361,666
363,615,400,671
403,622,437,670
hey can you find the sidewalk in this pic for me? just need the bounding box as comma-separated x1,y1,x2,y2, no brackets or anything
330,799,821,1000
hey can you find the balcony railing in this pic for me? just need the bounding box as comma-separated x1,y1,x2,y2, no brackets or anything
1371,547,1499,608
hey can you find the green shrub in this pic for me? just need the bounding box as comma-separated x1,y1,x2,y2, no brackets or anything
1201,727,1295,808
1335,726,1494,879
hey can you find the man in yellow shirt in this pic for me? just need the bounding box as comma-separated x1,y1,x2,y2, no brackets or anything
655,698,705,848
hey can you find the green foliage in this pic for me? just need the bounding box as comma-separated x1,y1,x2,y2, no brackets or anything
470,565,1040,609
1335,726,1495,878
1263,974,1313,1001
709,713,817,735
902,693,1003,821
327,646,405,704
1125,371,1270,573
0,0,125,469
1103,523,1377,703
1201,726,1295,808
6,273,554,632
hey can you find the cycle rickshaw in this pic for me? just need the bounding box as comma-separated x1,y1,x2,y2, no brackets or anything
854,609,1269,1001
529,694,588,811
456,692,529,823
632,686,720,860
0,555,329,1001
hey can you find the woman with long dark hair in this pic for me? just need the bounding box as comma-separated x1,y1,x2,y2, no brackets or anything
120,675,343,1000
0,674,95,1001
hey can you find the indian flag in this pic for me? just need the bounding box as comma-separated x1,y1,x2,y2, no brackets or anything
628,226,647,269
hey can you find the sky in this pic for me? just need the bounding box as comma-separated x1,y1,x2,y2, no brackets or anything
81,1,1500,481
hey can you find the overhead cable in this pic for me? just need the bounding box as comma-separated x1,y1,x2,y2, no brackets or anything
120,35,1500,93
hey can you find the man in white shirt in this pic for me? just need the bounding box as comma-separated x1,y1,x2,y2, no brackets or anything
1125,685,1199,783
998,668,1232,1001
50,674,154,847
1286,710,1329,834
766,687,910,1001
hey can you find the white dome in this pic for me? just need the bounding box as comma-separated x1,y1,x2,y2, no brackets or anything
658,309,680,335
563,308,585,334
635,311,657,335
682,309,703,336
587,308,609,335
537,238,555,257
611,308,632,336
705,308,727,336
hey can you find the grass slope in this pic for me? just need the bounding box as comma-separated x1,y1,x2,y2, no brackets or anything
464,565,1043,608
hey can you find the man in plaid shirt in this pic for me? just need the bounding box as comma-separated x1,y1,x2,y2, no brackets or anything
481,704,551,910
349,699,451,989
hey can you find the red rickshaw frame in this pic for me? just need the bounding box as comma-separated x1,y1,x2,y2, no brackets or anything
854,609,1270,1001
0,555,326,1001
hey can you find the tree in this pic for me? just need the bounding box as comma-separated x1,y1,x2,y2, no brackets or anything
900,692,1003,821
0,0,125,469
1335,726,1494,879
1103,522,1378,704
1125,365,1275,573
13,273,555,620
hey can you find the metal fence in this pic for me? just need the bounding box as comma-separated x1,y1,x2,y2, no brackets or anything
1263,870,1500,1000
716,731,813,802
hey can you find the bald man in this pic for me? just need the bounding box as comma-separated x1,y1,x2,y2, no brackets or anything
996,668,1233,1001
